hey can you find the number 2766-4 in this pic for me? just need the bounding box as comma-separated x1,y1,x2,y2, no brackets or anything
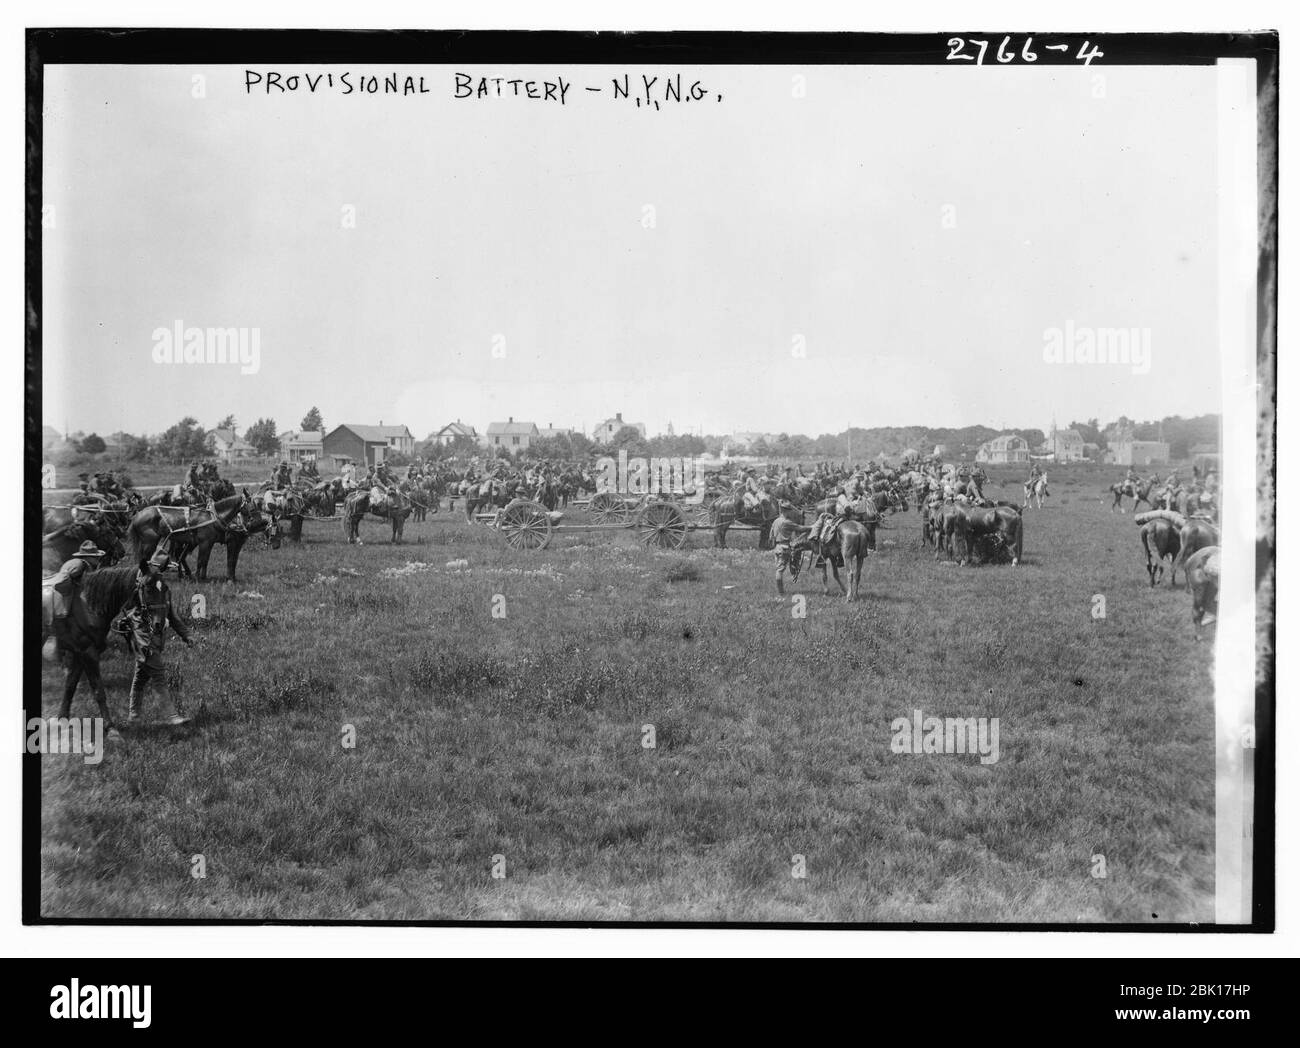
946,37,1104,66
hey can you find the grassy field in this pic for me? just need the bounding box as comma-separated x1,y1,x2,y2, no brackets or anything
38,464,1215,922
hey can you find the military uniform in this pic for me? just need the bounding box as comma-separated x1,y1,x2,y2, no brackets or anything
122,554,193,723
770,512,809,576
47,542,115,724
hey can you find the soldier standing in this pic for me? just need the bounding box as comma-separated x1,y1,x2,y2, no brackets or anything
122,551,194,726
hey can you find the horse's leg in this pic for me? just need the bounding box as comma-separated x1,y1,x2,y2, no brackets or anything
226,537,242,582
196,540,212,581
84,656,114,728
59,657,85,718
830,560,847,596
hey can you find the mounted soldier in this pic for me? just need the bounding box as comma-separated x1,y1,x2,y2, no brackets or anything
71,475,97,508
810,470,865,560
183,460,203,497
270,460,292,490
120,550,194,725
297,456,319,482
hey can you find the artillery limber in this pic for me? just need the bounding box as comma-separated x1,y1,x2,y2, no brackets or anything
479,491,770,551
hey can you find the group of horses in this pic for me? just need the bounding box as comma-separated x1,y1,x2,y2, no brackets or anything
43,489,284,582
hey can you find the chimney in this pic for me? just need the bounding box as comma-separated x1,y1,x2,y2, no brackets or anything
509,416,514,423
616,412,623,422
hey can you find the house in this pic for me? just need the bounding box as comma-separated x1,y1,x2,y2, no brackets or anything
1048,427,1086,462
321,423,414,468
592,412,647,445
536,423,574,442
209,427,256,464
975,434,1031,465
486,418,539,451
1111,439,1170,466
277,430,324,464
432,420,480,447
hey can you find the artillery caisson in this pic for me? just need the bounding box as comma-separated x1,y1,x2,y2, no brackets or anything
482,494,728,551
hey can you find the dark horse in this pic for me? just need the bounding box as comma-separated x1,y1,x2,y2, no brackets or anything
960,503,1024,565
401,477,440,522
127,492,279,582
1139,516,1182,587
41,564,138,729
811,516,877,603
1106,475,1160,514
462,478,510,523
342,488,412,544
42,518,126,574
709,492,785,549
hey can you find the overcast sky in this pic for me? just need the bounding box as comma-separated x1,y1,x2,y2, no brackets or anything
42,62,1221,440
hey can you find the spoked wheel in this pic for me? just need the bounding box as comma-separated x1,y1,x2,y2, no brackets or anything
588,491,628,524
637,501,688,549
498,499,553,550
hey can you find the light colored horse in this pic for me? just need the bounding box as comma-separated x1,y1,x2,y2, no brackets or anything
1022,473,1049,510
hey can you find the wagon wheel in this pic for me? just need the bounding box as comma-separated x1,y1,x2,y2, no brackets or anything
587,491,616,522
589,491,631,524
637,501,688,549
499,499,552,551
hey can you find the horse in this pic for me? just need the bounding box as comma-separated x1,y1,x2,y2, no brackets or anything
709,491,784,549
1106,475,1159,514
1182,545,1220,628
961,503,1023,565
342,488,412,544
463,478,509,523
127,492,277,582
773,476,823,510
1023,473,1050,510
401,477,440,522
812,517,876,603
41,563,139,729
1139,516,1182,587
41,519,126,574
935,501,969,563
1174,517,1219,579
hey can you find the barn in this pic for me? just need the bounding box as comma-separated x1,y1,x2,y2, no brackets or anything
322,424,414,469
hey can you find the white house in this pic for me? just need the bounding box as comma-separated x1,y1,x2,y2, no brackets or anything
432,420,480,446
486,418,539,451
592,412,646,445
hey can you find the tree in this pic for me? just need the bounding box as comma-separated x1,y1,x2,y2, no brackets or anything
78,433,106,454
154,417,212,462
217,414,237,431
609,425,648,455
123,434,151,461
245,418,280,457
301,407,325,434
